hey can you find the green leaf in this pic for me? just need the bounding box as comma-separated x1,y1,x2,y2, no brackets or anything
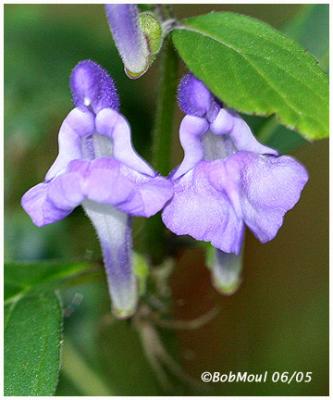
256,5,328,151
4,292,63,395
4,261,97,303
255,5,328,152
283,5,328,70
172,12,328,140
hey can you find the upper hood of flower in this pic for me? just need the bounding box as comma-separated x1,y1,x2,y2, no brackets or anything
70,60,120,114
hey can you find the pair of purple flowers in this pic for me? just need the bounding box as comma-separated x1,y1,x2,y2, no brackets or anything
21,61,308,317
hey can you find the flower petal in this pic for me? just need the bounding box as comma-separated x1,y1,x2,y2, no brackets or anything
96,108,155,176
119,170,174,217
84,158,134,206
21,183,72,227
233,151,309,242
84,157,173,217
45,108,95,181
162,161,244,254
105,4,149,78
173,115,209,179
209,108,235,135
47,161,87,211
228,111,278,155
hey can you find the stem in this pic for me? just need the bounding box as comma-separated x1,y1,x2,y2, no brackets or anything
152,39,178,175
62,339,112,395
144,36,179,264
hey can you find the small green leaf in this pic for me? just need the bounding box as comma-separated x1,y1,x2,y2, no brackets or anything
172,12,328,140
4,292,63,396
4,261,96,303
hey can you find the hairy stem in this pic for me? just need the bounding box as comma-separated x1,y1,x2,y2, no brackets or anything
151,39,178,175
144,36,179,264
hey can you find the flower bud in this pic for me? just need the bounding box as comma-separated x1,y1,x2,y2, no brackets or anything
105,4,150,79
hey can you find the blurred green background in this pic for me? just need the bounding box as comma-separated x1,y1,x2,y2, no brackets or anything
4,4,328,396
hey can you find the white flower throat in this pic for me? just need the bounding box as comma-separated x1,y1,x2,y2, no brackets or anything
202,131,236,161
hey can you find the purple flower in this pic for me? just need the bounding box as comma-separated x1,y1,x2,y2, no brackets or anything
105,4,149,78
162,74,309,257
21,60,173,318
